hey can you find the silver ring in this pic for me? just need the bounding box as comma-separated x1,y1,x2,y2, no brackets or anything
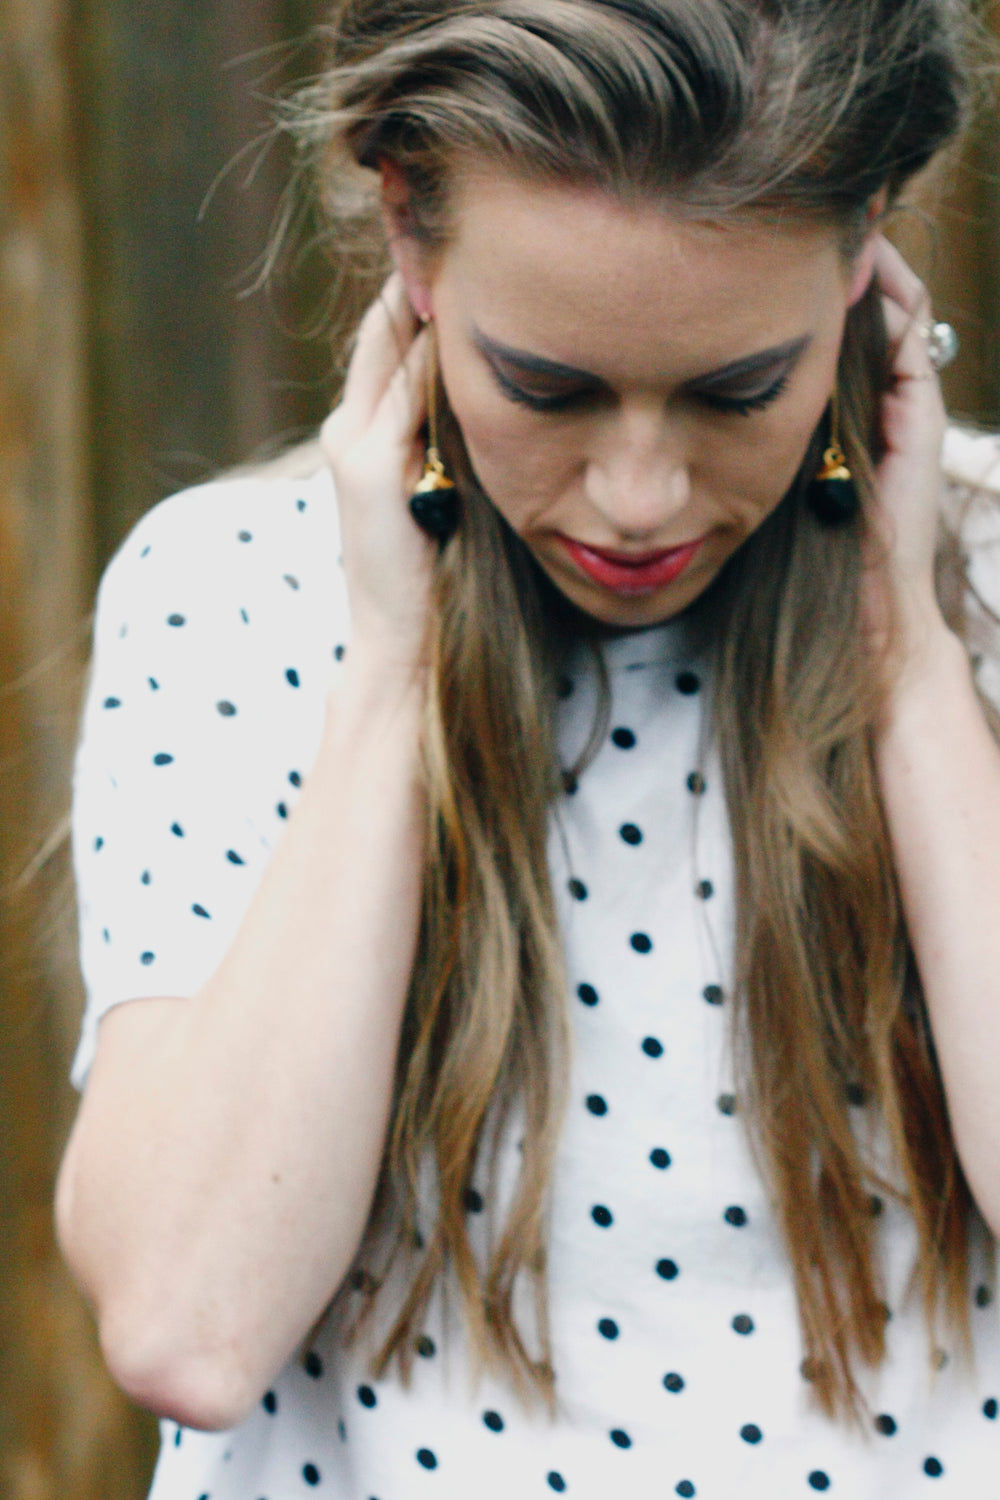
921,321,959,372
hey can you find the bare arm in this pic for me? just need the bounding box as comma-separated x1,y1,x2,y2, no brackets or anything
56,277,438,1431
867,239,1000,1235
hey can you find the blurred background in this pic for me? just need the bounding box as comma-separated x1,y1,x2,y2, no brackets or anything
1,2,999,1496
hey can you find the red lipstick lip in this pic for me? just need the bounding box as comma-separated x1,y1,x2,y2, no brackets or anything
556,534,705,596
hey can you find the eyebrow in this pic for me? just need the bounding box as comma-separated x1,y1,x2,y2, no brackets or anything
472,328,812,388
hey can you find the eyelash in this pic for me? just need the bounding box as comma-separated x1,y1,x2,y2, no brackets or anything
493,367,791,418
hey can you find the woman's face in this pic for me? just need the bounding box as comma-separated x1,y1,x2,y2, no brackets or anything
395,164,876,629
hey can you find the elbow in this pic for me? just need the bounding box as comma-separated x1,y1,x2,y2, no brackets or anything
98,1307,264,1431
56,1156,262,1432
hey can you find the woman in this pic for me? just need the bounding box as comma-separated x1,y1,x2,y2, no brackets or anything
56,1,1000,1496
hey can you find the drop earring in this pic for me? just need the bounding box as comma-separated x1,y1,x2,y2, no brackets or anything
808,392,859,526
408,317,459,545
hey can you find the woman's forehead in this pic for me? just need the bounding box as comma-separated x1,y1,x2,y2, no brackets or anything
439,166,847,381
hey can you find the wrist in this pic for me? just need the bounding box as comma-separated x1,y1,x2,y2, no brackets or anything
875,610,970,744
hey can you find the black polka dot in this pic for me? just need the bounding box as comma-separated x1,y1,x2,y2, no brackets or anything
285,668,300,687
226,849,246,865
676,670,701,695
240,608,250,624
153,753,174,766
642,1037,664,1058
463,1187,484,1213
732,1314,754,1334
717,1093,737,1116
141,870,151,885
577,983,599,1006
703,983,724,1005
630,932,652,953
217,700,237,717
662,1372,685,1393
656,1258,679,1280
275,802,288,820
174,1427,183,1446
923,1458,943,1478
724,1205,748,1227
808,1473,830,1491
620,823,643,844
171,822,184,837
284,574,300,590
334,644,346,662
611,727,636,749
357,1385,376,1408
94,837,104,851
874,1413,897,1436
562,771,579,795
870,1195,884,1217
304,1351,323,1378
139,544,151,558
289,770,302,787
591,1204,613,1227
686,771,706,795
303,1463,321,1485
297,497,307,512
547,1474,566,1493
568,877,588,901
610,1429,631,1449
695,879,714,899
238,529,252,542
598,1316,620,1341
983,1398,997,1419
846,1082,867,1107
416,1335,436,1358
262,1390,277,1414
192,904,211,919
975,1283,993,1308
103,696,121,709
676,1484,695,1498
140,951,155,966
740,1423,763,1444
483,1410,504,1432
586,1094,608,1116
416,1449,437,1470
649,1148,671,1170
167,613,186,627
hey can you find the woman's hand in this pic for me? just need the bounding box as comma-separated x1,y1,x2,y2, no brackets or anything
863,236,951,677
321,272,438,673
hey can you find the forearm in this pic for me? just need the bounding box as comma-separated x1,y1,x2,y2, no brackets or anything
57,647,426,1428
874,613,1000,1235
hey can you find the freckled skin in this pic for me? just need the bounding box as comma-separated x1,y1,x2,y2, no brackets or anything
402,166,874,630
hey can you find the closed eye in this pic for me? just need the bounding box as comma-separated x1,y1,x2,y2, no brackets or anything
693,373,790,417
491,363,791,418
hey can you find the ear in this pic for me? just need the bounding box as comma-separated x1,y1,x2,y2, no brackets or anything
846,190,888,308
380,159,435,321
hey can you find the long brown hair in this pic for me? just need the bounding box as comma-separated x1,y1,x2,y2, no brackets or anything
278,0,990,1422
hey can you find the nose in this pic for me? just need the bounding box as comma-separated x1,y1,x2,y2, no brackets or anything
583,401,691,540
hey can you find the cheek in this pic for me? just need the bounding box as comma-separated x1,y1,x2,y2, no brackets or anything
446,385,577,517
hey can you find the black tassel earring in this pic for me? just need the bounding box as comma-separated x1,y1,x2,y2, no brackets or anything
408,318,459,545
807,392,858,527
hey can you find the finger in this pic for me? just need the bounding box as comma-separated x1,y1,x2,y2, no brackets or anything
880,293,940,385
372,323,433,457
339,273,422,424
873,236,931,322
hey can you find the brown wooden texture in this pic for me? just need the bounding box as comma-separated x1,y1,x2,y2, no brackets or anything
1,4,999,1500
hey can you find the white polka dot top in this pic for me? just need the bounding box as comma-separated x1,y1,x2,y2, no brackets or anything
72,463,1000,1500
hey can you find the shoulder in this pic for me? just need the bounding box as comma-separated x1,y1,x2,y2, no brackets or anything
92,449,348,665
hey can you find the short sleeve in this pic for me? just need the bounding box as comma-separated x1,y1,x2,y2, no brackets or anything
71,464,349,1088
944,426,1000,712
